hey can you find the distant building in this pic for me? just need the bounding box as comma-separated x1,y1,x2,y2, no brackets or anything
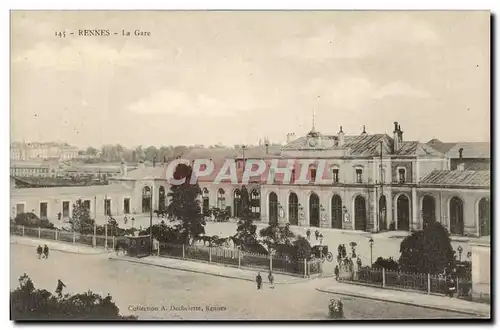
427,139,490,171
10,160,58,177
10,141,80,161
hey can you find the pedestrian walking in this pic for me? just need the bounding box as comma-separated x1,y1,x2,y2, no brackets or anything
268,271,275,289
356,257,362,269
124,216,128,225
334,265,340,281
315,229,319,241
43,245,49,259
36,245,43,259
55,279,66,298
131,217,135,228
306,229,311,241
447,276,456,298
256,272,263,290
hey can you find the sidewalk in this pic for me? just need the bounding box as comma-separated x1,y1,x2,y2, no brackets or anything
11,236,111,255
109,254,311,285
317,282,490,318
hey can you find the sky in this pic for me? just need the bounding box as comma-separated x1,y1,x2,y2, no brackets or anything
10,11,490,148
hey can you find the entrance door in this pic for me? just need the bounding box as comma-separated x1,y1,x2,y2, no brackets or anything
422,195,436,229
16,203,24,215
331,195,342,229
379,195,387,231
40,202,48,220
309,193,320,227
62,201,70,219
397,195,410,231
479,198,490,236
269,192,278,224
289,193,298,225
233,189,241,218
124,198,130,214
449,197,464,236
354,196,367,231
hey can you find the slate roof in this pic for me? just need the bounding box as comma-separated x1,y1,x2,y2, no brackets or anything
445,142,490,159
395,141,445,157
426,139,457,154
419,170,490,187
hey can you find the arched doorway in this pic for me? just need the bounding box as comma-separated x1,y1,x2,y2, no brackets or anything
158,186,166,211
233,189,241,218
309,193,320,227
449,197,464,236
202,188,210,216
251,189,260,217
422,195,436,229
354,196,367,231
379,195,387,231
142,186,152,213
217,189,226,209
397,195,410,231
478,197,490,236
288,193,298,225
269,192,278,224
331,194,342,229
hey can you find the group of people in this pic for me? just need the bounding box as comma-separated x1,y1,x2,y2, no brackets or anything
305,229,324,242
36,245,49,259
123,216,135,227
255,271,275,290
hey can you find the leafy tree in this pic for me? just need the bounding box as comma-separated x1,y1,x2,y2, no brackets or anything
145,146,158,162
233,217,258,248
139,221,184,244
14,212,55,229
166,163,205,245
85,146,98,156
292,236,312,261
259,223,295,252
10,274,137,320
239,186,252,220
398,222,455,274
71,199,95,235
372,257,399,271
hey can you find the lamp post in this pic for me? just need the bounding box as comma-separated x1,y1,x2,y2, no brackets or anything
457,245,463,262
319,234,324,260
369,237,374,267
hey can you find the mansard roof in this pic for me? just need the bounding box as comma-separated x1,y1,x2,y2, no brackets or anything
419,170,490,187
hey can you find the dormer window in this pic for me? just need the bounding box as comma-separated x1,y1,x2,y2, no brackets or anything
398,168,406,183
332,169,339,183
356,169,363,183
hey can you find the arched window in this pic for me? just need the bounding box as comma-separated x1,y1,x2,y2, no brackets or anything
217,188,226,209
331,194,342,229
450,197,464,236
289,193,298,225
478,197,490,236
354,195,367,231
158,186,166,210
142,186,152,213
269,192,279,224
234,189,241,218
309,193,320,227
251,189,260,215
202,188,210,216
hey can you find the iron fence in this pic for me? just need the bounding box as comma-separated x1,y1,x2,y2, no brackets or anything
340,267,472,297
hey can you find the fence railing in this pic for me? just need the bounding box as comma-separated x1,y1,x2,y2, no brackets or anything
10,225,115,250
157,242,321,277
339,267,472,298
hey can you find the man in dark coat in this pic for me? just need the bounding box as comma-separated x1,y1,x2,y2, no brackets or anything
256,272,263,290
36,245,43,259
43,245,49,259
56,279,66,297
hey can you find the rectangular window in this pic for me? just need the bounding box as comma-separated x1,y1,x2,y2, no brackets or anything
332,169,339,183
62,201,70,218
105,199,112,216
40,202,48,219
310,168,317,183
356,169,363,183
291,169,296,183
398,168,406,183
83,200,91,211
124,198,130,214
16,203,25,215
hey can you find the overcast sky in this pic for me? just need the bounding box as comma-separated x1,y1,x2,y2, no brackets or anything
11,11,490,148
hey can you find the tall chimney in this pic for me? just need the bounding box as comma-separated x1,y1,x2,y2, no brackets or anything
393,121,400,152
338,126,345,146
459,148,464,159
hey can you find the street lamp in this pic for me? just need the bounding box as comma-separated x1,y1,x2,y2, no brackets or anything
369,237,374,267
457,245,463,262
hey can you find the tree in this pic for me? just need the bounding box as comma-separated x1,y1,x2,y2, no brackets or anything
10,274,137,320
292,236,312,261
233,217,258,248
259,223,295,252
14,212,54,229
145,146,158,162
240,186,251,220
85,146,98,156
71,199,95,234
372,257,399,271
398,222,455,274
166,163,205,245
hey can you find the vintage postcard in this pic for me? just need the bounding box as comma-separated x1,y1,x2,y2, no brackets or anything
9,10,491,321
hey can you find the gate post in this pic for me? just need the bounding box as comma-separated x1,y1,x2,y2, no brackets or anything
73,232,76,244
238,248,241,268
427,273,431,294
456,276,459,294
209,247,212,263
55,229,58,241
382,268,386,288
157,243,160,256
269,253,273,271
38,227,41,238
304,259,307,277
112,236,116,251
182,244,185,259
22,225,25,236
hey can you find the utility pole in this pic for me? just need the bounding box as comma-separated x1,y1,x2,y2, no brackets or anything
93,196,97,247
104,194,108,248
150,189,153,255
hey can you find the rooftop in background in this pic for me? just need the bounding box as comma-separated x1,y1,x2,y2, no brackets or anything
419,170,490,188
11,176,108,188
426,139,490,159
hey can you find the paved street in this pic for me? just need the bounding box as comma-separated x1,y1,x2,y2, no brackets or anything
11,244,471,320
95,215,472,273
